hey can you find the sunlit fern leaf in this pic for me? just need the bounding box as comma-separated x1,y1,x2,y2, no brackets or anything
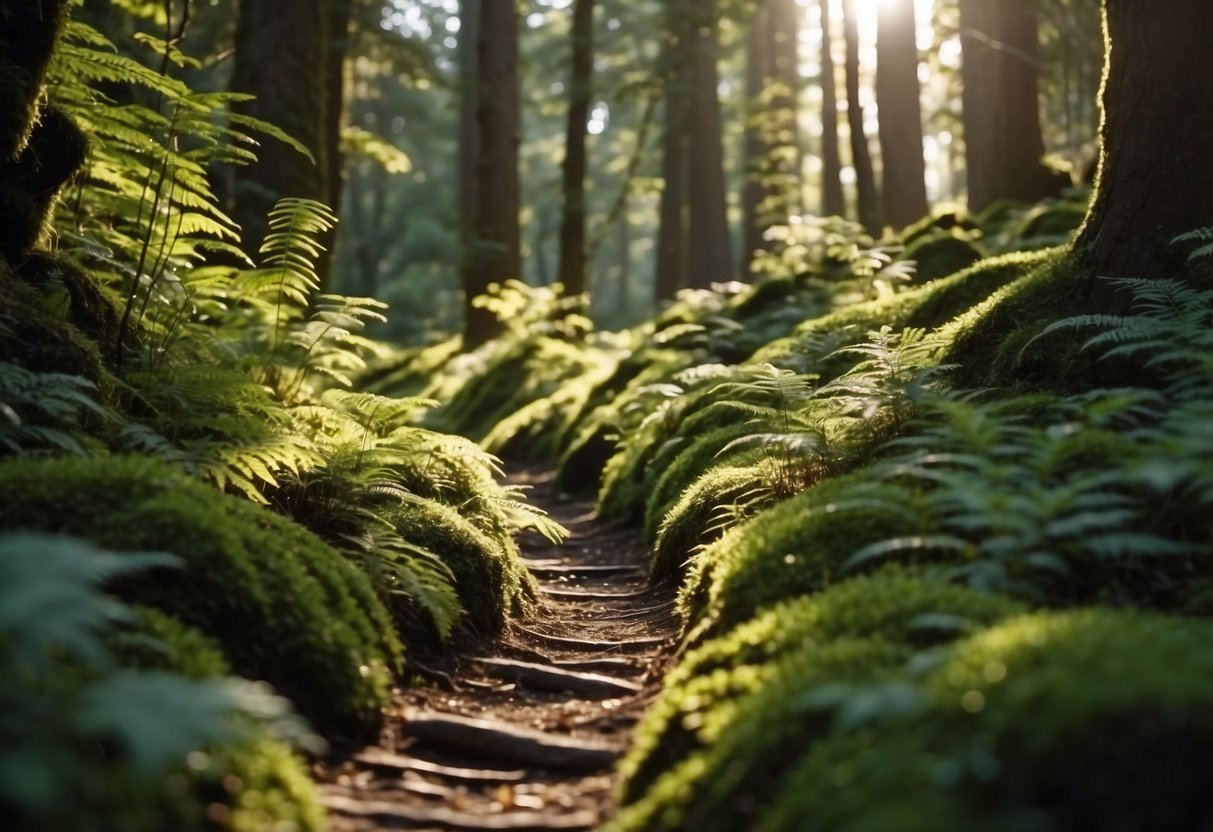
339,527,462,640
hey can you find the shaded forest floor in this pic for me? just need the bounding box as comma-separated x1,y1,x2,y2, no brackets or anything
317,470,678,830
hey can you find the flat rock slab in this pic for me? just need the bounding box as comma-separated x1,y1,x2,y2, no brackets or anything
402,713,622,772
352,749,527,784
322,795,599,831
473,657,643,698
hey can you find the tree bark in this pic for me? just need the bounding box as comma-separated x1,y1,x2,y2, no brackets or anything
742,0,801,274
1077,0,1213,311
875,0,928,229
556,0,594,297
320,0,354,290
458,0,481,299
230,0,329,267
654,0,692,302
842,0,881,234
959,0,1061,212
463,0,521,348
685,4,734,288
819,0,846,218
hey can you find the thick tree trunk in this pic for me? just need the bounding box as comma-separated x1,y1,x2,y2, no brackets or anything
1077,0,1213,311
556,0,594,297
654,1,691,302
819,0,845,218
959,0,1061,212
875,0,928,229
842,0,881,234
742,5,774,272
686,5,734,289
742,0,801,274
464,0,521,348
230,0,329,265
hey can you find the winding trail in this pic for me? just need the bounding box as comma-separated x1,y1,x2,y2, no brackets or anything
319,470,678,830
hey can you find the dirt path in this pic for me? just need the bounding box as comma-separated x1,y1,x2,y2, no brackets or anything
318,470,678,831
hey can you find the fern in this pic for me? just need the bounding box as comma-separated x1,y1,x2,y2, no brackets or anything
0,533,319,821
0,363,114,456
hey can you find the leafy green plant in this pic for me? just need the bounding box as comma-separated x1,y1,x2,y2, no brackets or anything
0,362,113,455
0,533,321,832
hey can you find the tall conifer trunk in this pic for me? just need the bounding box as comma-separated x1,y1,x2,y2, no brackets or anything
1077,0,1213,311
819,0,845,218
842,0,881,233
556,0,594,298
875,0,928,228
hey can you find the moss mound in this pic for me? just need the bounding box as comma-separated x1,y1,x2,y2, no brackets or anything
394,497,535,634
763,609,1213,831
620,569,1025,805
0,454,401,740
902,231,984,283
681,472,920,640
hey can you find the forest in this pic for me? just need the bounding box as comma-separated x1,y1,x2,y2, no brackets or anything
1,0,1211,829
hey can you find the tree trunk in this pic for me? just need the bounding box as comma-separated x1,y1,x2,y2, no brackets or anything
654,0,692,302
686,3,734,289
742,4,774,272
556,0,594,297
230,0,329,267
1077,0,1213,311
617,212,631,316
742,0,801,274
458,0,481,302
959,0,1061,212
819,0,846,218
320,0,353,291
875,0,928,229
464,0,521,348
842,0,881,234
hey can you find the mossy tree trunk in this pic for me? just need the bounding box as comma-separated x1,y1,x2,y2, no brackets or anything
556,0,594,298
818,0,845,218
463,0,521,348
0,0,87,265
842,0,881,234
229,0,330,279
875,0,928,229
1076,0,1213,311
959,0,1062,213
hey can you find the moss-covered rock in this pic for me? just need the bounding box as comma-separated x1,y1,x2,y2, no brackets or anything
762,609,1213,831
680,471,922,640
0,454,401,741
619,569,1025,807
902,231,984,283
393,497,535,634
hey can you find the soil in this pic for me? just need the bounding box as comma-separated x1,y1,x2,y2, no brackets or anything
317,469,679,831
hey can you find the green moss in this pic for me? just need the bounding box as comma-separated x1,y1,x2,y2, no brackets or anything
899,203,980,245
764,609,1213,831
620,569,1024,806
644,424,760,542
608,638,908,832
431,337,601,442
651,459,767,584
753,250,1052,380
1013,199,1088,246
393,497,535,635
483,362,613,462
108,610,324,832
681,471,921,640
902,231,984,283
943,251,1120,392
0,455,401,741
